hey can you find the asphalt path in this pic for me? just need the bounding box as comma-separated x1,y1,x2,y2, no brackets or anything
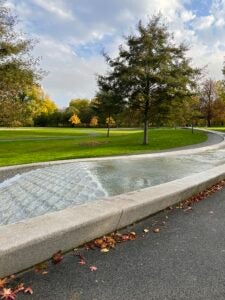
16,185,225,300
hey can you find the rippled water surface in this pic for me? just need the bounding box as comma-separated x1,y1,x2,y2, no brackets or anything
1,147,225,225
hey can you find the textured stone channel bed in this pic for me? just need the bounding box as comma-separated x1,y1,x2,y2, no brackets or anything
0,163,107,226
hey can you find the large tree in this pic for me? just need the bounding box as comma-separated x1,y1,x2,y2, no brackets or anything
0,0,42,126
98,15,200,144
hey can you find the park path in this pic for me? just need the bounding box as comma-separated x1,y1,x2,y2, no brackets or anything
16,185,225,300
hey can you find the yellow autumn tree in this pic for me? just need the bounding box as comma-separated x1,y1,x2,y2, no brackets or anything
26,85,58,118
69,114,81,126
106,116,116,126
90,116,98,127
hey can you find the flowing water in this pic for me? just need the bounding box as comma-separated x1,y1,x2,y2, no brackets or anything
1,147,225,226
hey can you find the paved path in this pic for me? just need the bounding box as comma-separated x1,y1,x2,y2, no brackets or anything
16,186,225,300
160,130,223,152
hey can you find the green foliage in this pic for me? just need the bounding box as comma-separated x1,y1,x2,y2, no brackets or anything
0,0,42,126
97,15,200,144
67,99,93,124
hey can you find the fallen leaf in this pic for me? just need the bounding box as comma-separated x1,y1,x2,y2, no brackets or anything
90,266,97,272
0,278,7,288
130,231,136,236
122,234,130,241
52,251,63,264
101,248,109,253
42,271,48,275
94,239,104,248
14,283,24,293
24,287,33,295
104,236,116,248
78,260,86,265
34,262,48,273
0,288,16,300
183,206,192,212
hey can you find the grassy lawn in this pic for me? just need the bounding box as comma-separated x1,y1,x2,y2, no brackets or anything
0,127,207,167
210,127,225,132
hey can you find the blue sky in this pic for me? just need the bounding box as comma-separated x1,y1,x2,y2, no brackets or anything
186,0,212,16
7,0,225,107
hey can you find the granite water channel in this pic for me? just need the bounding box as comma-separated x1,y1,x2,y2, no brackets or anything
1,144,225,226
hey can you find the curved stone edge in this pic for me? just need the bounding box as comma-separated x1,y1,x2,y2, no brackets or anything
0,128,224,171
1,163,225,277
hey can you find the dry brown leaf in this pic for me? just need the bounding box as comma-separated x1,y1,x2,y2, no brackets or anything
101,248,109,253
0,278,8,288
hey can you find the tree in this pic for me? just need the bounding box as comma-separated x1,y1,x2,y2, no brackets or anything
199,79,217,127
25,85,57,124
69,114,81,126
210,80,225,126
94,75,125,137
106,116,116,126
98,15,200,144
68,98,93,125
90,116,98,127
167,96,201,130
0,1,42,126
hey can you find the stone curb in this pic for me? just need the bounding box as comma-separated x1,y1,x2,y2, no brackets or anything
0,128,224,172
1,163,225,277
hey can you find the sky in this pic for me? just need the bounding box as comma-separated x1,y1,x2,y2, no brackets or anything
6,0,225,107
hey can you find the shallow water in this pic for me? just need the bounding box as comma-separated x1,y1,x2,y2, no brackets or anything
1,148,225,226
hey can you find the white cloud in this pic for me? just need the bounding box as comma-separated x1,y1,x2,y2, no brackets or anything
8,0,225,106
194,15,215,30
33,36,106,106
181,10,196,22
33,0,74,20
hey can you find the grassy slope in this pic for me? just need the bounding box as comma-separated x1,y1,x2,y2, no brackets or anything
210,127,225,132
0,128,207,166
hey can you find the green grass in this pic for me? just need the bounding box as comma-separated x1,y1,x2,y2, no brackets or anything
209,127,225,132
0,127,207,167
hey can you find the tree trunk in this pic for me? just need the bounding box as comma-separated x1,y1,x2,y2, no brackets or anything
207,117,211,127
143,118,148,144
107,113,110,137
143,102,149,145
